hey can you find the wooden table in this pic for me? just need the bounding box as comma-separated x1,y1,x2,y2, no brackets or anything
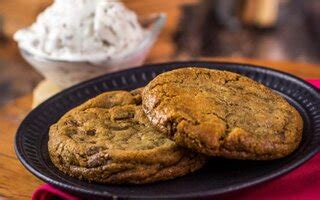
0,58,319,199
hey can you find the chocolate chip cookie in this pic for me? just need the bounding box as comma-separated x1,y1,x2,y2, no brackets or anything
48,89,206,184
142,68,303,160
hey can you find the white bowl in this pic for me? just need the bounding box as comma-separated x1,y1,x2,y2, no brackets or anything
19,13,166,89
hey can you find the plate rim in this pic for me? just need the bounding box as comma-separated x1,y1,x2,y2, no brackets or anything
14,61,320,199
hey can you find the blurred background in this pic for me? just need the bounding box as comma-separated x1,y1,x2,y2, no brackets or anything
0,0,319,106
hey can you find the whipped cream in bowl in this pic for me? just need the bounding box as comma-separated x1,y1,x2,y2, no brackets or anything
14,0,166,88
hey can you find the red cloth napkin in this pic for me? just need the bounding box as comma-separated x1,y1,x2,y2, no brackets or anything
32,80,320,200
32,184,80,200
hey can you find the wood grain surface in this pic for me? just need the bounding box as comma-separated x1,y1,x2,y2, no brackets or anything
0,0,319,199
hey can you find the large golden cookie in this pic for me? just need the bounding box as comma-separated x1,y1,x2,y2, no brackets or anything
48,89,206,184
142,68,303,160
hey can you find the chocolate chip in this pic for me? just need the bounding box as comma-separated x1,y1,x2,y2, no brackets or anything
86,129,96,136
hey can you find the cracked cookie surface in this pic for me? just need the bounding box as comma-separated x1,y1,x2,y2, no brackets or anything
48,89,207,184
142,68,303,160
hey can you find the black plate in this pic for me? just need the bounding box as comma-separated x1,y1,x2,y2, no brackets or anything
15,61,320,199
